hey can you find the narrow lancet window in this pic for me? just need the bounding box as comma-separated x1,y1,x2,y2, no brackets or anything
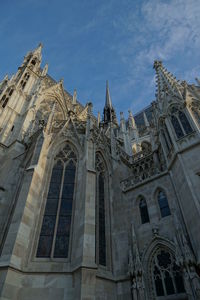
139,196,150,224
98,172,106,265
96,153,107,266
178,111,193,134
158,190,170,217
170,107,193,139
171,115,184,139
37,144,77,258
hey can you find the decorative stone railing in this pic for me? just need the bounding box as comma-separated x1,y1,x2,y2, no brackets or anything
119,149,166,191
120,163,160,192
117,146,152,166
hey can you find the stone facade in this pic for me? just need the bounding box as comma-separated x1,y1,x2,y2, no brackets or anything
0,44,200,299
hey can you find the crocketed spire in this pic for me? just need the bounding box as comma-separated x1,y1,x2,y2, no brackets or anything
153,60,183,101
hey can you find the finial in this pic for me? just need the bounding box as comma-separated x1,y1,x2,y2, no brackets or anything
128,109,137,129
143,111,150,127
153,60,162,70
105,80,112,108
59,78,64,85
72,89,77,105
33,43,43,56
87,102,93,115
120,111,124,121
42,63,48,76
3,74,9,81
97,111,101,126
38,42,43,48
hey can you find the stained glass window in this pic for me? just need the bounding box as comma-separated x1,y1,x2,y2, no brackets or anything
171,107,193,139
98,173,106,266
96,153,107,267
161,129,170,153
139,197,150,224
171,115,184,139
191,106,200,126
179,111,193,134
152,249,185,297
158,191,171,218
37,145,77,258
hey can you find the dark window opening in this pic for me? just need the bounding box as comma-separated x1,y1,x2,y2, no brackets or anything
171,115,184,139
179,111,193,134
158,191,171,217
139,197,150,224
98,173,106,266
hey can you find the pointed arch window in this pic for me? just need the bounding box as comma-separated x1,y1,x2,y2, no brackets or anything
96,153,107,266
178,111,193,134
36,144,77,258
139,196,150,224
0,87,14,108
20,72,30,90
158,190,170,217
170,107,193,139
151,248,185,297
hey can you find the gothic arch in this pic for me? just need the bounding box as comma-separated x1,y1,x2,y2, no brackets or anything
95,148,111,176
141,141,152,153
50,139,79,160
35,141,78,259
167,104,193,139
142,237,177,300
153,187,171,218
136,195,150,225
95,151,111,269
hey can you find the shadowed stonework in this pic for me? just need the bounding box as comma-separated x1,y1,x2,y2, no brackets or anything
0,45,200,299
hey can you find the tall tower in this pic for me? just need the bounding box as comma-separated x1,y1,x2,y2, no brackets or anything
0,43,44,145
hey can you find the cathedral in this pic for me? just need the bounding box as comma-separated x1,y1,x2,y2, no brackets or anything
0,43,200,300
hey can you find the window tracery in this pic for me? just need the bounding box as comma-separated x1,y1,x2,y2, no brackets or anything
157,190,170,218
36,144,77,258
0,87,14,108
151,248,185,297
190,103,200,127
95,153,107,266
20,72,30,90
139,196,150,224
170,107,193,139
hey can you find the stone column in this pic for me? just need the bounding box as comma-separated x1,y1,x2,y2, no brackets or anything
80,105,97,299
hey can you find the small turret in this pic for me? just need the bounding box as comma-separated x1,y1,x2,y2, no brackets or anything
72,89,77,105
97,111,101,127
143,111,150,128
42,63,48,76
128,110,139,140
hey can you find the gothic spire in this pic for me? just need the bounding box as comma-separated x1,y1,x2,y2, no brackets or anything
103,81,117,124
105,80,112,108
33,42,43,57
153,60,183,101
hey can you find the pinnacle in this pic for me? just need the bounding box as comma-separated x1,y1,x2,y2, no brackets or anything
105,80,112,108
153,60,183,100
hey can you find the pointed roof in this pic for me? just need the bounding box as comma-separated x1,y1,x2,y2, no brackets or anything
153,60,183,100
128,110,137,129
33,42,43,56
105,80,112,108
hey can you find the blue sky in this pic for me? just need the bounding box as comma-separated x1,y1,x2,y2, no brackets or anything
0,0,200,119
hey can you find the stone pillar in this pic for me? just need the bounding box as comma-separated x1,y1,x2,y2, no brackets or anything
80,105,97,299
